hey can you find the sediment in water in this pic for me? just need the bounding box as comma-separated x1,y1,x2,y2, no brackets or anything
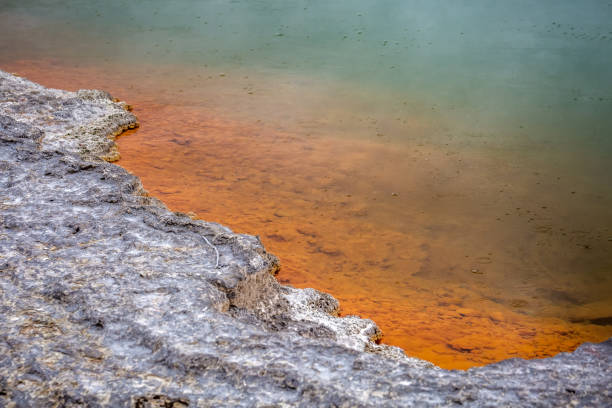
0,70,610,407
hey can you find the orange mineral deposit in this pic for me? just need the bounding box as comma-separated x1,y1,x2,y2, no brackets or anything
7,60,612,370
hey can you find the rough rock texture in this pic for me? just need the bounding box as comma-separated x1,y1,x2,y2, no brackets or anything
0,70,610,407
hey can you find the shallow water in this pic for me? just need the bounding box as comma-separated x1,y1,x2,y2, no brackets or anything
1,1,611,369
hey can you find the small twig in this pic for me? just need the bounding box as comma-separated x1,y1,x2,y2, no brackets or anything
202,235,220,268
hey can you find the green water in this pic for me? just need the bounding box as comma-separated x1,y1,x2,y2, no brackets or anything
2,0,612,149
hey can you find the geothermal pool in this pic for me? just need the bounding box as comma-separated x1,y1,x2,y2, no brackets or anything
1,0,611,369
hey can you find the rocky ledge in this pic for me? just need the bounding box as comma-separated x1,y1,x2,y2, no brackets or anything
0,70,610,407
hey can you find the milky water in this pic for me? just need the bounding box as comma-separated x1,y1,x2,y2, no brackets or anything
1,0,611,368
3,0,612,142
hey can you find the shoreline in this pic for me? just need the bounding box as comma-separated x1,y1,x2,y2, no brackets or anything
7,58,612,369
5,59,612,369
1,69,610,406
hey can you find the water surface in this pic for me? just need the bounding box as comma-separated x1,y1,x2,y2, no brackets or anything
1,0,611,368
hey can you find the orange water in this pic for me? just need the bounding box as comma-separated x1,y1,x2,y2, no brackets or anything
6,60,612,369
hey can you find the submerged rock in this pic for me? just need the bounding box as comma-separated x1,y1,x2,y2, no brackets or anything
0,70,610,407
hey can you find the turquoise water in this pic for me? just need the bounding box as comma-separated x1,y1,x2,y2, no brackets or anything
1,0,611,150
